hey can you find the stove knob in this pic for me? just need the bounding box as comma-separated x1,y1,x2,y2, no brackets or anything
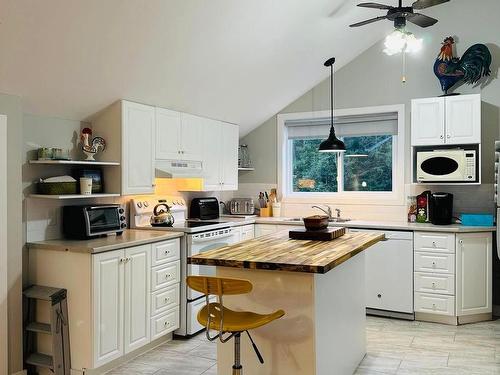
144,202,149,207
120,216,126,221
119,208,125,214
121,223,127,229
137,202,142,208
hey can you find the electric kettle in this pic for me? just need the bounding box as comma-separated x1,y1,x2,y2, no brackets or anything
150,203,175,227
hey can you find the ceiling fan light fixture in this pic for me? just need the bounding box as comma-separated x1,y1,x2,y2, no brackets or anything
383,29,422,56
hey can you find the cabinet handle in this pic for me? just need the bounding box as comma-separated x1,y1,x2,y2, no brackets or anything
447,134,451,139
432,261,436,268
459,239,464,245
432,282,436,289
165,250,170,255
432,241,436,247
119,258,125,263
432,303,436,310
165,274,171,279
164,321,170,326
377,294,382,298
440,135,444,139
164,297,170,303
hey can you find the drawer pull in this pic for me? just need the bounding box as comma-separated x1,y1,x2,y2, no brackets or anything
432,282,436,289
164,297,170,303
164,321,170,326
432,303,436,310
165,250,170,255
377,294,382,298
165,274,171,279
432,241,436,247
432,262,436,268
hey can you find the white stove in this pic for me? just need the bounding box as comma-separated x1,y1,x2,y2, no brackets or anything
130,196,236,336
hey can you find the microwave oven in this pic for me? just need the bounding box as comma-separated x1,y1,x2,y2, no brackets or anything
63,205,127,239
416,149,477,183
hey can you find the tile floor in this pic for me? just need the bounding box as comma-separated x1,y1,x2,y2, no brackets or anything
107,316,500,374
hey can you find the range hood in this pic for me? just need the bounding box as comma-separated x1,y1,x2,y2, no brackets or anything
155,160,203,178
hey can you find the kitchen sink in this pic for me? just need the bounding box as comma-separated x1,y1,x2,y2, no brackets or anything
288,218,303,222
328,218,351,223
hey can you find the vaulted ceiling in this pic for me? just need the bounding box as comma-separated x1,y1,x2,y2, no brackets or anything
0,0,392,136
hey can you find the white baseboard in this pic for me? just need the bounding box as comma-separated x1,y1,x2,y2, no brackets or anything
12,370,27,375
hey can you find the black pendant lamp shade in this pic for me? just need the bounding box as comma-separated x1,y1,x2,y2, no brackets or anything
318,57,346,153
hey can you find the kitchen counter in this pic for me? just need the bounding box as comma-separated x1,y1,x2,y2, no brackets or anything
27,229,183,254
254,217,496,233
189,230,384,273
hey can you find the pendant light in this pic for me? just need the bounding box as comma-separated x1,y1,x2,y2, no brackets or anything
319,57,346,153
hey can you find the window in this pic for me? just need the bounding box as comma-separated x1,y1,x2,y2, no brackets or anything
279,106,404,203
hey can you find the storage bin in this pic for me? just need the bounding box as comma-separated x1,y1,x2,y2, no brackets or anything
460,214,494,227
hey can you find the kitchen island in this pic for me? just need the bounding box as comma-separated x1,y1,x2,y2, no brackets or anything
189,229,384,375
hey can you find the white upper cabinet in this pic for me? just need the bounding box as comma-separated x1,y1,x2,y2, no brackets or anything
220,122,239,191
155,108,181,160
91,100,156,196
200,120,238,191
411,94,481,146
411,97,445,146
445,95,481,145
155,110,203,161
180,113,203,161
121,101,156,195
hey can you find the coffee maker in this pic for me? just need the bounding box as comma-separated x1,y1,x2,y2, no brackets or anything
429,192,453,225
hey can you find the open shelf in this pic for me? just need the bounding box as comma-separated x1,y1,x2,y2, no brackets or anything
238,167,255,171
29,160,120,166
29,193,120,200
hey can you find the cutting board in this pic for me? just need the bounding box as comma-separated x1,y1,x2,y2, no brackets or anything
289,227,345,241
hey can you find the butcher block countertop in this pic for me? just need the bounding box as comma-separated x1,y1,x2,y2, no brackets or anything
188,230,384,274
28,229,183,254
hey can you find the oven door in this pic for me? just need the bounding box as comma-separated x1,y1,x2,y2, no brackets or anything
186,230,233,300
85,206,121,236
417,151,466,182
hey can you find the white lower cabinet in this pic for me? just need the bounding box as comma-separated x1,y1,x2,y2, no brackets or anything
254,224,279,237
456,233,492,316
231,224,255,244
92,239,180,368
413,231,492,323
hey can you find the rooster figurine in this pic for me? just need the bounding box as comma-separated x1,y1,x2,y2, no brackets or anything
434,37,492,95
80,127,106,161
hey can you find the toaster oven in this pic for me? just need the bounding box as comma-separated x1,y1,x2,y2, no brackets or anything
63,205,127,239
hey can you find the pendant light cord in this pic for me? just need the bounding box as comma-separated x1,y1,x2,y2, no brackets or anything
330,61,335,138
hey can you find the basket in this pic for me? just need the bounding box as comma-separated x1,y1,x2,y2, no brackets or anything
37,182,78,195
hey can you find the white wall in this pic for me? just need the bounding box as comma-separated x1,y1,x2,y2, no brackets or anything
1,114,8,375
0,93,23,374
239,0,500,221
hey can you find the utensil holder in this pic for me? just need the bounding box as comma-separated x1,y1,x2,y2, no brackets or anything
260,207,272,217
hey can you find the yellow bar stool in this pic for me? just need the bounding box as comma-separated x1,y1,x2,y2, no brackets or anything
187,276,285,375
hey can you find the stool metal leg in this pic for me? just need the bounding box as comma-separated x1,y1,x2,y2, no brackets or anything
232,332,242,375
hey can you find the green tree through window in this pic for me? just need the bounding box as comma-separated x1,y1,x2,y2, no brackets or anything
291,135,393,193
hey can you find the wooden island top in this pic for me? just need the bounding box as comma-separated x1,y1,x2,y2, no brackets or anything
188,229,384,274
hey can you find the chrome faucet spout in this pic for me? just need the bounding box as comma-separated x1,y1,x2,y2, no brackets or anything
311,205,333,219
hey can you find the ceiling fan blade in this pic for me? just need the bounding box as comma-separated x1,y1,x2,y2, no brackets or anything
412,0,450,10
406,12,438,27
357,2,394,10
349,16,388,27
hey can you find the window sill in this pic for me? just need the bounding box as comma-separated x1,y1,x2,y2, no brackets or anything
282,192,405,206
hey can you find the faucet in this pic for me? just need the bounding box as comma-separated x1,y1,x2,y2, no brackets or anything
335,208,341,219
311,205,333,219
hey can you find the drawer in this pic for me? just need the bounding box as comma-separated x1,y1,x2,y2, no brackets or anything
151,284,180,317
414,272,455,295
151,261,180,291
151,306,179,340
414,252,455,274
415,292,455,316
152,239,180,266
414,232,455,253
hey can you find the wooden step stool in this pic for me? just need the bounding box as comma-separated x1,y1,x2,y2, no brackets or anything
23,285,71,375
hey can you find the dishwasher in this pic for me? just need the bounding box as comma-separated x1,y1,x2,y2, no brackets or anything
349,228,414,319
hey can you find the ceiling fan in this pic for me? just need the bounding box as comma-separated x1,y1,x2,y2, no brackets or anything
349,0,450,29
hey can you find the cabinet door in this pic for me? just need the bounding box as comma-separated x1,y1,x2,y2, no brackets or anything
241,225,255,241
363,234,414,313
456,233,492,316
220,122,239,191
445,94,481,145
155,108,181,160
180,113,203,161
122,101,155,195
124,245,151,353
202,119,222,191
411,97,445,146
230,227,242,244
92,250,124,367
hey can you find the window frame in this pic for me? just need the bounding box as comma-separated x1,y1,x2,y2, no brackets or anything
277,104,405,206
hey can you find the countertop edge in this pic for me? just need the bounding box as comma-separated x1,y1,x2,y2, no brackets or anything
27,230,184,254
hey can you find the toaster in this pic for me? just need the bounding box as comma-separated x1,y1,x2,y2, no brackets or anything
230,198,255,215
189,197,220,220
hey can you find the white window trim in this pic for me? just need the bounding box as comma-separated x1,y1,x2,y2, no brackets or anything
277,104,405,206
